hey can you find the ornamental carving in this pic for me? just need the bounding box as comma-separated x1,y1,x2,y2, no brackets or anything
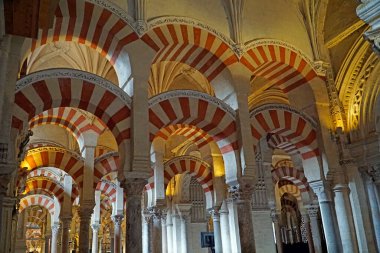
16,69,132,107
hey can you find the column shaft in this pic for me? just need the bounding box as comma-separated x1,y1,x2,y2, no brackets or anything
61,217,71,253
367,179,380,250
91,224,100,253
271,212,283,253
51,224,60,253
307,207,322,253
220,207,231,253
333,184,358,253
211,210,223,253
79,207,93,253
112,215,123,253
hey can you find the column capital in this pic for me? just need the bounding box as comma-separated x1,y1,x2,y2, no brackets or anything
91,223,100,232
309,180,333,202
148,206,166,220
142,209,153,224
51,223,60,235
122,178,147,197
228,178,255,202
176,203,192,222
270,209,280,222
111,214,124,227
306,205,319,218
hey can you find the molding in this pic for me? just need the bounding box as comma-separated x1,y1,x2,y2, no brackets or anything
94,151,118,164
325,20,366,48
149,90,236,118
146,16,235,48
26,146,82,160
16,68,132,107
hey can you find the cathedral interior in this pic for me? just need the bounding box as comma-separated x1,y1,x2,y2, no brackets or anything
1,0,380,253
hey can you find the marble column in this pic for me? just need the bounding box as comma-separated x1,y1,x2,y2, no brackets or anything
79,205,94,253
15,209,27,253
44,234,51,253
302,213,314,253
166,211,174,253
0,176,16,253
307,206,322,253
177,204,192,253
333,182,358,253
161,212,168,253
228,181,255,253
210,209,223,253
365,175,380,250
112,215,123,253
310,181,340,253
220,204,231,253
124,178,147,253
51,223,60,253
142,210,152,253
60,216,72,253
271,210,283,253
149,208,163,253
91,223,100,253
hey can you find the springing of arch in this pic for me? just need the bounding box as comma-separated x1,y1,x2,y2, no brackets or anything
23,0,138,67
19,194,55,215
272,165,309,193
96,180,117,203
94,152,119,187
21,147,84,188
13,69,132,171
142,22,238,82
241,40,319,93
250,104,319,160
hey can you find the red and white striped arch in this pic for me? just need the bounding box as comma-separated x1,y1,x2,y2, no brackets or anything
24,178,65,203
19,194,55,215
250,104,319,160
21,147,84,187
267,133,298,155
23,0,138,67
154,124,214,151
272,166,309,193
149,91,238,154
26,168,61,182
164,156,213,192
30,107,107,146
241,41,318,93
13,69,131,171
142,23,238,82
96,180,117,203
94,152,119,187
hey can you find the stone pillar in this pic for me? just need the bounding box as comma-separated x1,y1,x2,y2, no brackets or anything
15,209,27,253
149,207,164,253
91,224,100,253
161,212,168,253
210,209,223,253
166,211,174,253
112,215,123,253
51,223,60,253
60,216,71,253
172,214,181,253
79,205,94,253
142,210,152,253
365,174,380,250
123,178,147,253
302,213,314,253
0,175,16,253
310,181,340,253
307,206,322,253
271,210,283,253
177,204,192,253
333,182,358,253
220,203,231,253
44,234,51,253
228,180,255,253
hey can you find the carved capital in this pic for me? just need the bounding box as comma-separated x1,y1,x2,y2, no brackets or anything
309,180,332,202
51,223,60,235
228,178,255,202
91,223,100,232
0,173,12,194
270,209,280,223
111,215,124,227
142,209,153,224
306,205,319,218
122,178,147,197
